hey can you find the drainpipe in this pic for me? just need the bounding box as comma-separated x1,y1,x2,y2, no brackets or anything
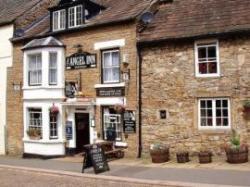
136,43,142,158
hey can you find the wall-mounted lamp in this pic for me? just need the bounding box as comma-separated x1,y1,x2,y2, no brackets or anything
122,54,130,82
12,82,22,91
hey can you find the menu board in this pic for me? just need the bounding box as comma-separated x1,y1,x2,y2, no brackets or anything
123,110,136,134
88,144,109,174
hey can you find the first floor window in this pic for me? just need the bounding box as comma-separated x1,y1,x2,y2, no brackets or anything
49,52,58,85
28,108,42,138
102,50,120,83
103,107,122,141
199,98,230,129
195,41,219,77
50,113,58,139
28,53,42,86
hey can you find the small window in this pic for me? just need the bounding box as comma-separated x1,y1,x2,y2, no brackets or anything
50,113,58,139
53,9,66,31
49,52,58,85
199,98,230,129
68,5,83,28
102,50,120,83
195,41,220,77
28,53,42,86
103,107,122,141
159,110,167,119
28,108,42,138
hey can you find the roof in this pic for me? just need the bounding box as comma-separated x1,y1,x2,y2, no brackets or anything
22,36,64,50
13,0,152,41
0,0,41,26
139,0,250,43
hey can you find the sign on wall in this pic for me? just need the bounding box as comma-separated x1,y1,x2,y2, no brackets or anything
65,82,77,98
66,52,97,70
66,121,73,140
96,87,125,97
123,110,136,134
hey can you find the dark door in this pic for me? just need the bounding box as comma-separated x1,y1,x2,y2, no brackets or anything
75,113,90,153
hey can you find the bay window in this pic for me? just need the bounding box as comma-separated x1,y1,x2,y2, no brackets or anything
195,41,220,77
49,52,58,85
53,9,66,31
198,98,230,129
102,50,120,83
28,54,42,86
28,108,42,137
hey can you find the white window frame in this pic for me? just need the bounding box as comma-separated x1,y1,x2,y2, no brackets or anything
28,108,43,138
49,52,58,85
28,53,42,86
68,5,83,28
198,98,231,130
102,49,120,84
103,114,122,141
195,40,220,77
49,114,58,139
53,9,66,31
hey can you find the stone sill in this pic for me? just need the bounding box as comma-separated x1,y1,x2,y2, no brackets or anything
23,139,66,144
94,82,125,88
198,129,231,134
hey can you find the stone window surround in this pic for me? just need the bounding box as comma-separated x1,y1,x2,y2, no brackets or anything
194,39,220,78
198,98,231,130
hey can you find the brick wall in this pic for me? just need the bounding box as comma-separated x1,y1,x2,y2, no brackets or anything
140,35,250,156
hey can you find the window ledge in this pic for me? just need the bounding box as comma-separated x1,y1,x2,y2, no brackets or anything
23,86,64,90
195,74,220,78
94,82,125,88
23,138,65,144
198,128,231,134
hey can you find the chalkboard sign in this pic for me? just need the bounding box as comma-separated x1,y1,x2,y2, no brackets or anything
82,144,109,174
96,87,125,97
123,110,136,134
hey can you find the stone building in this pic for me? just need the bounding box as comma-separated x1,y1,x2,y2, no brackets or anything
7,0,153,157
138,0,250,156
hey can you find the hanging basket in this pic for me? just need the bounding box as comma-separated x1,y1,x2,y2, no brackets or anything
49,104,59,116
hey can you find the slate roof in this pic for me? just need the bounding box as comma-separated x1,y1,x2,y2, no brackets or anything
13,0,152,41
139,0,250,43
0,0,41,26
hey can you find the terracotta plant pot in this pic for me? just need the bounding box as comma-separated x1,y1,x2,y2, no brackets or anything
176,152,190,163
198,151,212,164
225,146,248,164
150,148,170,163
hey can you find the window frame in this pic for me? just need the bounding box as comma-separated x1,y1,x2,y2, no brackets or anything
28,108,43,138
28,53,42,86
49,113,58,139
48,52,58,85
198,98,231,130
101,49,120,84
53,9,66,31
68,5,83,28
195,40,220,78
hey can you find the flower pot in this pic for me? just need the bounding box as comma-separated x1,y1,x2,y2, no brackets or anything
225,147,248,164
176,152,189,163
150,148,169,163
198,151,212,164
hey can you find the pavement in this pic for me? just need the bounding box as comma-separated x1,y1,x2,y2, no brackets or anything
0,156,250,186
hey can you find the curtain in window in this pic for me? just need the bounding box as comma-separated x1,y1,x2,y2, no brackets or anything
29,54,42,85
49,52,57,85
103,50,120,83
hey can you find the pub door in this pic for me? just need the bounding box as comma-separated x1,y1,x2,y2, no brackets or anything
75,113,90,153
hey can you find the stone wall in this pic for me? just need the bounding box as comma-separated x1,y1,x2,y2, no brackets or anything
140,35,250,156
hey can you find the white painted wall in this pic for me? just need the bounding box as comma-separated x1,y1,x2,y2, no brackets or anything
0,24,13,155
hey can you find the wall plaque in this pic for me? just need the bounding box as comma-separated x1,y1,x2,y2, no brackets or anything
96,87,125,97
66,121,73,140
123,110,136,134
66,52,97,70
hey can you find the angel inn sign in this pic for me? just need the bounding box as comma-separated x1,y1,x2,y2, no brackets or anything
66,52,97,70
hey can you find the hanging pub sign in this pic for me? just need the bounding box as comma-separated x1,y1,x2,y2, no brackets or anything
66,52,97,70
123,110,136,134
96,87,125,97
65,121,73,140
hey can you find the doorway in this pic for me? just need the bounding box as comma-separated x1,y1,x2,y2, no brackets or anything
75,113,90,153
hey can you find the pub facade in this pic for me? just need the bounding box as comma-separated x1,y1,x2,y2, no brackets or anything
7,0,151,157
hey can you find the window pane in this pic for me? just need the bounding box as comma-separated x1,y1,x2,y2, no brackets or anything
222,100,228,107
208,46,216,58
200,100,206,108
103,53,111,67
200,109,206,117
112,67,120,82
223,109,228,117
112,52,119,66
198,47,206,59
216,109,221,117
207,100,212,108
201,118,206,126
53,12,59,30
216,118,222,126
60,10,66,29
208,62,217,73
207,109,212,117
216,100,221,107
199,63,207,74
76,6,83,25
69,8,75,27
223,118,229,126
207,118,213,126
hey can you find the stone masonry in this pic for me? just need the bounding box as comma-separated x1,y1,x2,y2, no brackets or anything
141,35,250,157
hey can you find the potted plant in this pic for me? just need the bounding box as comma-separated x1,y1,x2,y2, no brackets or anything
176,147,189,163
150,143,169,163
243,100,250,120
114,104,125,114
198,148,212,164
26,128,41,140
224,129,248,164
